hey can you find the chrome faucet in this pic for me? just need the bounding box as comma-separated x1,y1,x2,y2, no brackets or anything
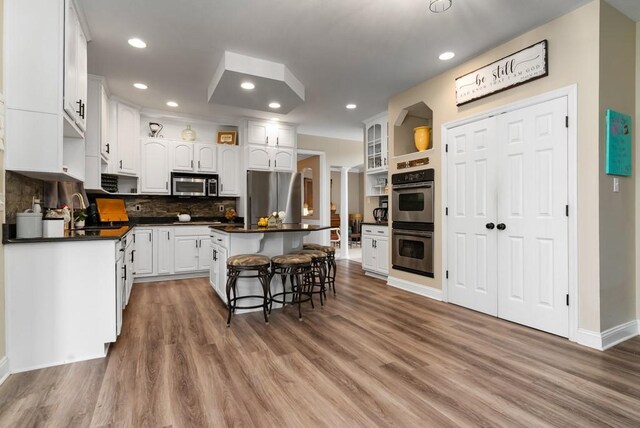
70,192,86,231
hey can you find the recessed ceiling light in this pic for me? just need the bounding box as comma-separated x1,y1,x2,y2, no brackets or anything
241,82,255,90
269,102,281,109
133,83,148,90
166,101,178,107
439,51,455,61
270,118,280,122
346,104,357,109
128,38,147,49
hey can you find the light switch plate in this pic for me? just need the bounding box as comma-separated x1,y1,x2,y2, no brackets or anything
613,177,620,193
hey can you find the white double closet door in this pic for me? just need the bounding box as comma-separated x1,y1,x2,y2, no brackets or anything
447,97,569,337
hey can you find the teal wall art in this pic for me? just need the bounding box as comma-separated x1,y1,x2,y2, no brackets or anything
605,109,632,176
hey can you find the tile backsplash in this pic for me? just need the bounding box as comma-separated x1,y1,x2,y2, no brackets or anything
92,194,237,218
6,171,44,223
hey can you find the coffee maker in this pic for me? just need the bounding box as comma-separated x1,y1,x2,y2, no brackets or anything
372,207,388,223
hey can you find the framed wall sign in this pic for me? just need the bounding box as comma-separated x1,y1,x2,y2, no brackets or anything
605,109,632,176
455,40,548,106
217,131,237,145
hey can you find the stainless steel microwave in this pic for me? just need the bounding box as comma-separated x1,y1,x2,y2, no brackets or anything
171,173,218,197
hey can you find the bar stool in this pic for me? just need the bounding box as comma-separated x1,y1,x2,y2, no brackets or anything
226,254,272,326
269,254,313,321
292,249,328,306
303,243,337,295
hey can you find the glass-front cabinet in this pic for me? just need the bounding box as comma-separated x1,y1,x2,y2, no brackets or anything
364,112,388,173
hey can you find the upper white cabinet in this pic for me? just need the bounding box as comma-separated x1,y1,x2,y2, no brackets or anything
84,76,110,191
245,119,296,171
115,101,140,176
141,139,170,194
364,112,388,173
63,0,87,132
218,145,241,196
171,142,218,173
247,120,295,147
5,0,88,181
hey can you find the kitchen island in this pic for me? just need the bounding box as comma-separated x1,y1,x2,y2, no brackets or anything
209,224,330,312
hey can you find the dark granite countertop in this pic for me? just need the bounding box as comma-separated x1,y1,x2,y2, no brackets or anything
210,224,330,234
361,222,389,227
2,216,243,244
3,225,133,244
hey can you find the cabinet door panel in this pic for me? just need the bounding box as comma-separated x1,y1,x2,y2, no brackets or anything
157,228,174,275
362,236,376,271
172,142,194,172
247,121,269,145
274,125,295,147
141,140,169,194
174,236,199,272
196,144,217,173
209,242,218,289
218,146,240,196
273,148,294,171
375,237,389,275
247,146,271,170
134,229,154,276
116,103,139,175
63,1,78,121
197,236,211,270
75,26,87,131
100,86,110,159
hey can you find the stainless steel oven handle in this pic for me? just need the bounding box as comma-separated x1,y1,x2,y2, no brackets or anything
392,182,433,190
393,230,433,238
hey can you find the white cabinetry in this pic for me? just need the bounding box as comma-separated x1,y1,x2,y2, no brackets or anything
245,120,296,172
133,228,154,276
247,121,295,147
364,112,388,172
63,0,87,132
362,225,389,277
141,139,170,194
171,142,218,173
124,233,135,305
85,75,110,192
5,0,88,181
218,145,241,196
115,102,140,176
174,235,210,272
157,228,174,275
209,231,229,300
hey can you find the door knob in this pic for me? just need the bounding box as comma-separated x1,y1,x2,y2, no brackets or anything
497,223,506,231
485,222,495,230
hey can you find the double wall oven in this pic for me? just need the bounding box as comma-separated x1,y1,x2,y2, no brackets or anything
391,169,434,277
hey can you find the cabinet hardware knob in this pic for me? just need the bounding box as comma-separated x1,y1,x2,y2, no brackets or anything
486,222,495,230
496,223,506,231
106,143,110,153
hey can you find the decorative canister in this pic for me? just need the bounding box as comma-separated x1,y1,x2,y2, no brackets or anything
414,126,431,152
181,125,196,142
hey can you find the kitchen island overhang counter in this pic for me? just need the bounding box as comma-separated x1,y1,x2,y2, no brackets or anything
208,224,330,313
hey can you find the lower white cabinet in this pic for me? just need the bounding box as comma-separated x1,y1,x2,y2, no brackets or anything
157,228,174,274
174,236,200,272
209,232,229,300
124,233,135,306
362,225,389,276
133,228,154,276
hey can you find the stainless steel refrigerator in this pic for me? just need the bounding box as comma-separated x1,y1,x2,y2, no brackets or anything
247,171,302,225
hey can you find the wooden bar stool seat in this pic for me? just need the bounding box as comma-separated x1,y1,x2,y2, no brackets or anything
303,243,337,295
269,254,313,321
226,254,272,326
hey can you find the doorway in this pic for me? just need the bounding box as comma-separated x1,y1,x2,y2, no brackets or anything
444,93,574,338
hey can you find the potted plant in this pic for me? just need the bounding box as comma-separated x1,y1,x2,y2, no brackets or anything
74,211,87,229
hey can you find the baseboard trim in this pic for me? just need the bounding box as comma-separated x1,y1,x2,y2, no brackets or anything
387,276,443,301
601,320,639,350
0,356,9,386
134,272,208,283
364,270,388,281
576,320,639,351
10,352,108,374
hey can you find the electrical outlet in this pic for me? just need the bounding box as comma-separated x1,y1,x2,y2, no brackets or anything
135,204,141,211
218,204,225,213
613,177,620,193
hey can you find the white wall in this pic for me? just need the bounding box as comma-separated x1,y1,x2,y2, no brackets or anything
298,134,362,168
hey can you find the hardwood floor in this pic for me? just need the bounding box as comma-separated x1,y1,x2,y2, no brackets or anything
1,260,639,427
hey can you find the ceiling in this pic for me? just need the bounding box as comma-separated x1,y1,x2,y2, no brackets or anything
79,0,595,141
606,0,640,21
